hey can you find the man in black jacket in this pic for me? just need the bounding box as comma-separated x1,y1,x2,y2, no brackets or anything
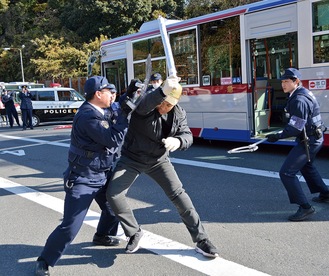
107,76,219,258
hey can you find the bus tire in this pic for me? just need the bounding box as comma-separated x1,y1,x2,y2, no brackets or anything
32,115,40,127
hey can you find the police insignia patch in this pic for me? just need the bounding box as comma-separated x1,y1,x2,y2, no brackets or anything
101,120,109,129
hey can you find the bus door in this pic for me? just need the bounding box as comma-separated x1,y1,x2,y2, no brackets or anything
103,58,127,96
250,33,298,136
243,2,298,138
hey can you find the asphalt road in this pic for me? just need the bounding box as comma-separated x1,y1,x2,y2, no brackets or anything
0,123,328,276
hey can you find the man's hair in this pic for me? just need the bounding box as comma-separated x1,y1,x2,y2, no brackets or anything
85,93,94,101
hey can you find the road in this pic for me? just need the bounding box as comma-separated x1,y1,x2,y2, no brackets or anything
0,123,328,276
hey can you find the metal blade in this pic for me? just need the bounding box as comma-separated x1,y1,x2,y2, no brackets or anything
158,16,177,77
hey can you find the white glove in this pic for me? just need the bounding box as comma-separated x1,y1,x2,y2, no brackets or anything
162,75,181,96
162,137,181,152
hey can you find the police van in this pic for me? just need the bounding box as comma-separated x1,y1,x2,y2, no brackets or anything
27,87,85,127
0,82,44,117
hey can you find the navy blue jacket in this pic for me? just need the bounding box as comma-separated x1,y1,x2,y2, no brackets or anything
68,101,128,181
1,92,15,108
280,86,322,142
19,91,33,110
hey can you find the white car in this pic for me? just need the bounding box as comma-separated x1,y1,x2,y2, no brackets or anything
26,87,85,127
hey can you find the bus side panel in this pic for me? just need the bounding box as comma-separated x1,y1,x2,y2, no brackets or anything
180,87,250,141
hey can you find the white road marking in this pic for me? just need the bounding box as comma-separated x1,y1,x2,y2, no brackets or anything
1,133,328,275
0,177,269,276
0,149,25,156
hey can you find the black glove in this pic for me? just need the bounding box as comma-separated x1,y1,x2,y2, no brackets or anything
120,100,134,116
266,133,280,143
126,79,142,98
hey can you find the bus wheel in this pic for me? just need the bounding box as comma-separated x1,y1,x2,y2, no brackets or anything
32,115,40,127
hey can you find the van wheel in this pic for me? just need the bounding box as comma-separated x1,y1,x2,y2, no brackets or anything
32,115,40,127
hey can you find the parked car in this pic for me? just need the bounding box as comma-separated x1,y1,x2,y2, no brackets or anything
26,87,85,127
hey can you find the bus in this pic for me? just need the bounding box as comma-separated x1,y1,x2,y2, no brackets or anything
100,0,329,146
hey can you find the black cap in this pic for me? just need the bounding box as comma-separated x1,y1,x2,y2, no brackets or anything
150,73,162,81
84,76,117,96
280,68,302,80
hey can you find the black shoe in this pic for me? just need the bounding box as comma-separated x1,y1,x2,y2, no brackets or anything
312,193,329,203
35,259,50,276
125,228,144,253
288,206,315,221
196,238,219,258
93,233,120,246
22,127,26,131
30,127,34,129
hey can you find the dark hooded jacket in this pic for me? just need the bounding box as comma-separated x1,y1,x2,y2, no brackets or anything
121,87,193,165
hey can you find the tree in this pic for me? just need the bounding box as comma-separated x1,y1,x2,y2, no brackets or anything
30,36,87,79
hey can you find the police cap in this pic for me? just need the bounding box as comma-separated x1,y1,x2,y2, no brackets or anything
84,76,117,96
150,73,162,81
280,68,302,80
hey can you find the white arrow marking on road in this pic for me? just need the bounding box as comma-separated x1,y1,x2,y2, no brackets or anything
0,149,25,156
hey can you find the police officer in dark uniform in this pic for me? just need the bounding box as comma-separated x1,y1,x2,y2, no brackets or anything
19,85,33,130
266,68,329,221
150,72,163,89
1,89,20,127
35,76,134,275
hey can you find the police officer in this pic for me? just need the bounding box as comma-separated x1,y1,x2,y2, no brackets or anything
150,72,163,89
1,89,20,127
19,85,33,130
35,76,135,275
266,68,329,221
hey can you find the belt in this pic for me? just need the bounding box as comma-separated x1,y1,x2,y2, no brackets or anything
69,144,106,158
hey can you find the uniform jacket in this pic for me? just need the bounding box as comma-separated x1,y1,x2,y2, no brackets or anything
121,87,193,165
1,93,15,108
68,101,128,181
280,86,323,143
19,91,33,110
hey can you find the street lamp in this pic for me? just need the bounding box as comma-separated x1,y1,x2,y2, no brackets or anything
3,45,25,82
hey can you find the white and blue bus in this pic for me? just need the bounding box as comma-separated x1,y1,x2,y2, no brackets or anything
100,0,329,146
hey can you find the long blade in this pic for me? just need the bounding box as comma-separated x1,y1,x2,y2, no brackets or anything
143,53,152,93
136,53,152,97
158,16,177,77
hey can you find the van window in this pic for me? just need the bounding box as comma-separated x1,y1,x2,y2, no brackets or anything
58,91,71,101
30,90,55,101
38,91,55,101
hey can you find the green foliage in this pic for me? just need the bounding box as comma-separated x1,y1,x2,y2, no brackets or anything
0,0,258,82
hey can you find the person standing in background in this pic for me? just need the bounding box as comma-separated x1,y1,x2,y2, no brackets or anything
1,89,20,127
19,85,33,130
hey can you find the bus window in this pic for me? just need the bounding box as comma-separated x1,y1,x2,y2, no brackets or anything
251,34,297,81
104,59,127,95
133,37,166,82
200,17,241,86
170,29,198,85
133,59,167,83
133,36,165,60
312,1,329,63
